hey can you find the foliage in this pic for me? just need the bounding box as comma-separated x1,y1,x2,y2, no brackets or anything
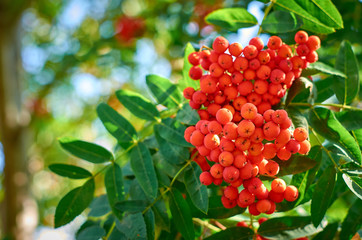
43,0,361,239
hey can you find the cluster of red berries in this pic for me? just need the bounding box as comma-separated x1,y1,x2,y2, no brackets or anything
185,31,320,111
236,217,309,240
182,32,319,215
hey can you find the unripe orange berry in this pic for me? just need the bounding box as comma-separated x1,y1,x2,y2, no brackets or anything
241,103,258,120
219,151,234,167
183,87,195,99
269,190,284,203
306,36,321,51
224,186,239,200
208,120,222,134
218,53,233,69
256,199,272,213
243,45,258,59
295,30,308,44
284,185,299,202
188,51,200,65
223,122,238,140
294,127,308,142
238,120,256,138
238,81,253,96
239,189,255,206
189,66,203,80
199,171,213,185
216,108,233,125
223,166,240,183
210,163,224,179
190,130,204,146
298,140,311,155
286,139,301,154
221,195,237,209
265,160,279,176
248,203,260,216
267,36,282,50
204,133,220,150
277,147,292,161
229,42,243,56
271,178,286,193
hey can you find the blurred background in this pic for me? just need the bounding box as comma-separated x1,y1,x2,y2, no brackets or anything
0,0,360,239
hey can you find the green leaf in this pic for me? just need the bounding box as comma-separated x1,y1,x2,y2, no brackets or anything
342,173,362,200
333,41,360,105
352,129,362,150
77,226,106,240
340,199,362,240
314,77,336,103
335,110,362,131
274,0,340,33
54,178,95,228
205,227,254,240
49,164,92,179
108,228,126,240
89,195,111,217
144,209,155,240
176,103,200,125
273,154,317,176
114,200,148,213
130,143,158,199
116,89,160,122
313,222,339,240
189,195,245,219
152,199,170,232
154,127,189,165
286,77,315,106
306,62,346,78
261,11,302,33
59,137,113,164
116,213,147,240
105,163,125,219
287,107,309,130
205,8,258,31
309,107,362,165
258,216,324,239
155,118,192,147
169,188,195,240
311,165,336,227
308,0,343,28
180,43,199,91
96,103,138,143
146,74,183,109
184,162,208,213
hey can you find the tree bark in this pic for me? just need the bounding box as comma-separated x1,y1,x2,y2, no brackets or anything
0,4,35,239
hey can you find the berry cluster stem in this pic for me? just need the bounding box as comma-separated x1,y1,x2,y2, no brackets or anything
309,125,341,171
142,153,198,215
287,102,361,111
257,0,275,36
103,221,116,240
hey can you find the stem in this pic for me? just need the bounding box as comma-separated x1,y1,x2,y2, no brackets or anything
92,164,110,179
287,102,361,111
309,126,341,171
169,160,192,187
257,0,275,35
193,218,221,232
212,220,226,230
142,158,194,214
103,221,116,240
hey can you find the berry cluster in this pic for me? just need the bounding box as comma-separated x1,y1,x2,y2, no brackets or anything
185,31,320,111
183,32,319,215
